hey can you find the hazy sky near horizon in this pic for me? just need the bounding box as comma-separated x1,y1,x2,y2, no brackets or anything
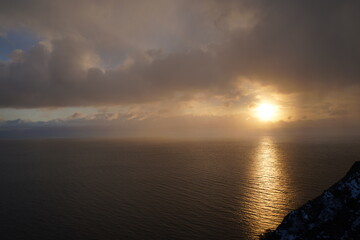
0,0,360,138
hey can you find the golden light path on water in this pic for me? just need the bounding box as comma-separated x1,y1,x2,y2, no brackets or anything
241,137,293,239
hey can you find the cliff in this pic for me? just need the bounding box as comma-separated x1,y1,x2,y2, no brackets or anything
260,162,360,240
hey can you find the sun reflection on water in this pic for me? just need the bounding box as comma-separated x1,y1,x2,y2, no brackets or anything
242,137,292,239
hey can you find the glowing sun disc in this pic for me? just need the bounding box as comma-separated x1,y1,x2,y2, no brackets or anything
256,103,277,121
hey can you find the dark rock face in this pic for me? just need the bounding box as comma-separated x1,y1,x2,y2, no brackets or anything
261,162,360,240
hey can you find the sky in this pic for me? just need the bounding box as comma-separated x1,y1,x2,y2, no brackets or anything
0,0,360,138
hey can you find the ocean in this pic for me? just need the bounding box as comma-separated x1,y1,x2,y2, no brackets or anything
1,136,360,239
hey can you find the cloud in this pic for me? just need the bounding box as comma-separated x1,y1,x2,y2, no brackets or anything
0,0,228,53
0,31,7,38
222,0,360,92
0,0,359,110
0,37,230,107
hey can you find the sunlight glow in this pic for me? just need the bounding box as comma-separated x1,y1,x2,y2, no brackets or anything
255,103,278,121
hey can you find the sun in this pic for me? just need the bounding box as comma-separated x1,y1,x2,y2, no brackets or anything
255,103,278,121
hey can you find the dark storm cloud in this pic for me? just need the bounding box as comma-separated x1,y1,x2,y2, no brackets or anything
0,0,359,107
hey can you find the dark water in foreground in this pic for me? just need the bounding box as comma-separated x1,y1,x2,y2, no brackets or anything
1,137,360,240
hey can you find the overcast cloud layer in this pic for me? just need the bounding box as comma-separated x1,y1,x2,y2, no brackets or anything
0,0,359,108
1,0,360,139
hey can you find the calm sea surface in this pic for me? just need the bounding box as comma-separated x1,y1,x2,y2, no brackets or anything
1,136,360,240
